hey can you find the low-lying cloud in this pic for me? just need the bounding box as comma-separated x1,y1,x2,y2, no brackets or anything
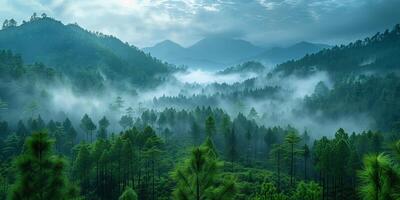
174,69,257,84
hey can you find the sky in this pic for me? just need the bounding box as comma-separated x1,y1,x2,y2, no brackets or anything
1,0,399,48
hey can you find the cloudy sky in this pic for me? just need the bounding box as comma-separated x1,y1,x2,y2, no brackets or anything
1,0,399,48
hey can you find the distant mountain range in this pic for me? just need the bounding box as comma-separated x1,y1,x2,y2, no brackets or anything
143,38,330,70
0,17,173,88
251,41,331,65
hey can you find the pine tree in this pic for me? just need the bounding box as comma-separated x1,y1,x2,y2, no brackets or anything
72,144,92,197
285,131,301,186
15,120,28,140
119,187,138,200
358,153,400,200
63,118,77,151
119,115,133,130
98,116,110,139
115,96,124,111
264,129,277,159
270,144,284,191
303,144,310,180
205,115,216,138
80,114,96,142
191,121,201,146
226,128,237,172
9,132,78,200
292,181,322,200
245,129,252,165
247,107,259,120
172,143,236,200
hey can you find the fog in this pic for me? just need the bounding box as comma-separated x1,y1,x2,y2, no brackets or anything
174,69,257,84
3,66,374,138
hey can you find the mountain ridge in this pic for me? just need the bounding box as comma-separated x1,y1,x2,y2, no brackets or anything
274,24,400,79
143,38,330,70
0,17,174,88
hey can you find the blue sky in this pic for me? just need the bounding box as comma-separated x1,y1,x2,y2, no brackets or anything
1,0,399,48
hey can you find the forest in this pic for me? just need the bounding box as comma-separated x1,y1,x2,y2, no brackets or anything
0,9,400,200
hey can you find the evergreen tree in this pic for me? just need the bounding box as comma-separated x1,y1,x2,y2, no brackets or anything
63,118,77,151
245,129,252,165
256,182,278,200
172,144,236,200
126,107,134,116
292,181,322,200
247,107,259,120
15,120,27,139
191,121,201,146
358,153,400,200
270,144,284,191
264,129,277,159
303,144,310,180
285,131,301,186
226,128,238,172
205,115,216,138
80,114,96,142
112,96,124,112
9,132,78,200
2,133,20,160
119,187,138,200
72,144,92,197
119,115,133,130
98,116,110,139
2,19,8,30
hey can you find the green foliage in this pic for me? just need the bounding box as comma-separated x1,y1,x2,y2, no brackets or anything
172,143,236,200
80,114,96,142
0,16,175,89
275,24,400,78
119,187,138,200
205,115,216,138
8,132,78,200
304,74,400,132
358,153,400,200
98,116,110,139
119,115,133,130
284,132,301,186
291,181,321,200
219,61,266,75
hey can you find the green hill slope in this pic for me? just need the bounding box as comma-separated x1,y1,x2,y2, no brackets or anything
0,16,174,87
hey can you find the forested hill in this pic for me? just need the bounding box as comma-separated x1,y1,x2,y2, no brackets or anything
218,61,266,75
274,24,400,79
0,15,175,87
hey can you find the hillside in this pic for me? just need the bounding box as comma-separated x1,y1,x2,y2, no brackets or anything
274,24,400,78
0,16,174,87
218,61,266,74
144,38,330,70
253,41,330,65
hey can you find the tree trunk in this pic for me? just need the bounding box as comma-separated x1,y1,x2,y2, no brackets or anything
277,150,281,192
304,156,307,180
152,159,155,200
196,173,200,200
290,143,294,186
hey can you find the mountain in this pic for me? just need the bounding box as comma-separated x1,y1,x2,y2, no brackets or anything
188,37,264,64
0,17,173,88
142,40,185,61
144,38,330,71
251,41,331,65
274,24,400,79
143,37,264,70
